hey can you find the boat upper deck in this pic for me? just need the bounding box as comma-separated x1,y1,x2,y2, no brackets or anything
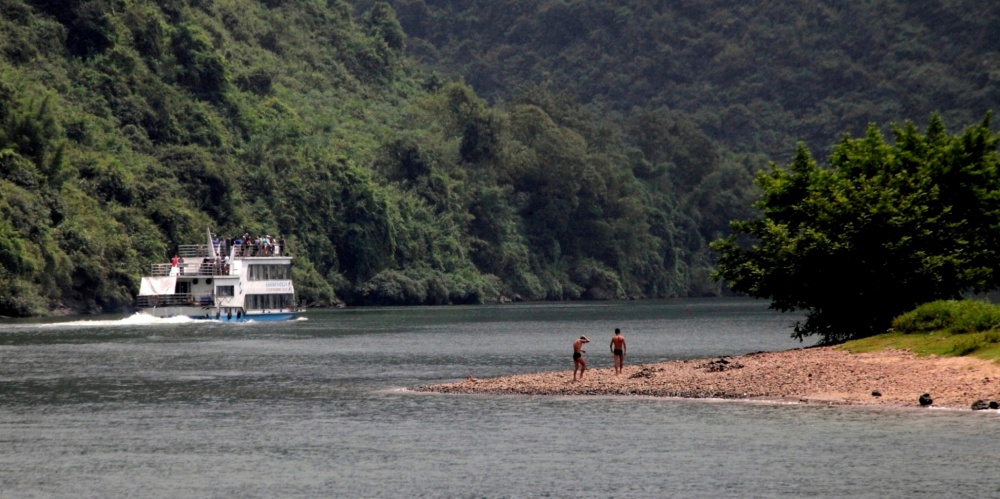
176,242,288,259
148,242,291,277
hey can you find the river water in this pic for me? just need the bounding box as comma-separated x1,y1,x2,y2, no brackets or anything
2,298,999,498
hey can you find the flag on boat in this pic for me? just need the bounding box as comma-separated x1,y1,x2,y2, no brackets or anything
206,226,216,259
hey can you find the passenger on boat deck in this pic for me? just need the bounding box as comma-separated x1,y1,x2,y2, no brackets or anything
171,254,179,267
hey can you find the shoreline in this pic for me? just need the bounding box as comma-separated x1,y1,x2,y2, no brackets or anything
413,346,1000,410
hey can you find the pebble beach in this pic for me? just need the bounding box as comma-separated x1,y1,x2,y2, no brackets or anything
414,346,1000,410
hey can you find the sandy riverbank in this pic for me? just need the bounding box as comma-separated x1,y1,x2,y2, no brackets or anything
413,346,1000,410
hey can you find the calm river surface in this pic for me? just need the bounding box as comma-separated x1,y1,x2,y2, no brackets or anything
2,298,1000,498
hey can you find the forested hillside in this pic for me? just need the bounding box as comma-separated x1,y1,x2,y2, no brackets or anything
1,0,752,316
363,0,1000,160
4,1,996,318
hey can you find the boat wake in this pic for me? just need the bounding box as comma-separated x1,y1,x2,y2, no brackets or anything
40,312,196,328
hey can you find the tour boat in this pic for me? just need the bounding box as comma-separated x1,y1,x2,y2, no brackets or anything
135,229,300,321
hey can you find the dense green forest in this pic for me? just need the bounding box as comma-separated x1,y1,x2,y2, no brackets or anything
0,1,996,318
362,0,1000,159
1,0,753,316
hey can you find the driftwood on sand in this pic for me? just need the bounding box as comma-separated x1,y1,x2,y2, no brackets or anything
413,346,1000,410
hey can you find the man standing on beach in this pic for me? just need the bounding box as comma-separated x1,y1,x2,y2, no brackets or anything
573,336,590,381
610,328,626,375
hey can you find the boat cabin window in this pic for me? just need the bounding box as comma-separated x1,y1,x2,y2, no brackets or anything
217,285,235,297
247,264,290,281
245,293,293,310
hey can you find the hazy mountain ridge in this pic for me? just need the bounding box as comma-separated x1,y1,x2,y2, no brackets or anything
368,0,1000,159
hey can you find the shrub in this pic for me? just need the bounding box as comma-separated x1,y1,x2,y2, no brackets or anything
570,258,624,300
892,300,1000,335
354,270,426,306
0,274,48,317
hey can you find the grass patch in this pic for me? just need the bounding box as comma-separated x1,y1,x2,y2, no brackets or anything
839,300,1000,362
892,299,1000,334
842,330,1000,362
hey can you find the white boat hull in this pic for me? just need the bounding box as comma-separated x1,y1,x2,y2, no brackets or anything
138,306,298,322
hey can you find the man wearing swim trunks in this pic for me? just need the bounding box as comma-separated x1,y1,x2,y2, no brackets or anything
610,328,626,375
573,336,590,381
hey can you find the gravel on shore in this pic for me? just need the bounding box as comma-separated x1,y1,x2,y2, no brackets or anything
413,346,1000,410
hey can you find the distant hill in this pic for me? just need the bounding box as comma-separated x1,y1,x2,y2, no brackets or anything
360,0,1000,160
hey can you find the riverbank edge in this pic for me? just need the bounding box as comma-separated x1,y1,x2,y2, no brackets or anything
412,345,1000,411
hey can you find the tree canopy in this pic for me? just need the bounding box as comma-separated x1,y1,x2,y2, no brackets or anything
711,114,1000,343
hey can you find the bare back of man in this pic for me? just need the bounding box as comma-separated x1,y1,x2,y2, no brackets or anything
610,328,626,374
573,336,590,381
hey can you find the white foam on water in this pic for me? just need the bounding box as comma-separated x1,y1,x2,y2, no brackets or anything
39,312,196,328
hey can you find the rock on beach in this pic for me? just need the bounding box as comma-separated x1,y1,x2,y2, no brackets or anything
413,346,1000,410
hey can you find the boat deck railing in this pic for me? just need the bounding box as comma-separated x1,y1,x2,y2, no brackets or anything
177,243,289,260
149,262,232,277
177,245,211,259
232,243,286,257
150,264,173,276
149,241,289,277
136,294,215,308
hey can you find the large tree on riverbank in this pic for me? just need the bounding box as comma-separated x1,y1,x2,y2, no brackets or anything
711,114,1000,344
